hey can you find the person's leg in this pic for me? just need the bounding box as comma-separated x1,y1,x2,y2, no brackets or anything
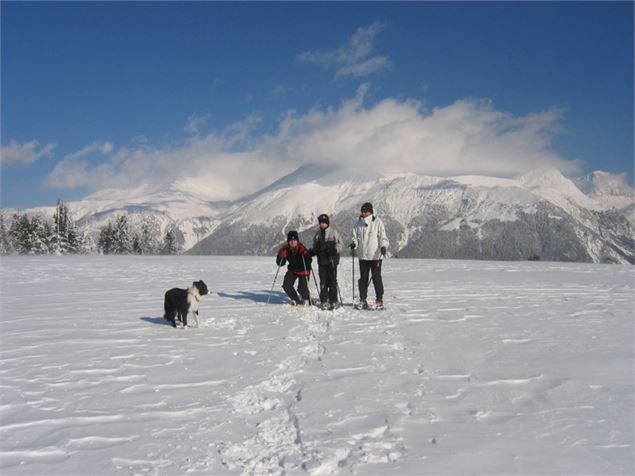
282,272,300,303
298,275,310,302
358,260,371,302
328,265,339,304
318,265,329,303
370,260,384,301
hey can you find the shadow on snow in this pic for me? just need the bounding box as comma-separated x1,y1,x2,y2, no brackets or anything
140,316,173,327
217,290,287,304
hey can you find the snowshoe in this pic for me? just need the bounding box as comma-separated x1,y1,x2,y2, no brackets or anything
355,300,370,310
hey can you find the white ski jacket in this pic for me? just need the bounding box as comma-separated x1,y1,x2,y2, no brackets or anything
351,215,389,261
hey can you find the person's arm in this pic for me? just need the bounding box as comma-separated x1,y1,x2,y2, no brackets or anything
276,248,287,266
350,223,358,249
378,220,389,256
333,229,344,254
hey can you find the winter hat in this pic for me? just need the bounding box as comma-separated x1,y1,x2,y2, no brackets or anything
361,202,373,214
318,213,330,225
287,230,299,242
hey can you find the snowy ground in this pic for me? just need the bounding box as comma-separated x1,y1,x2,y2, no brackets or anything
0,255,633,475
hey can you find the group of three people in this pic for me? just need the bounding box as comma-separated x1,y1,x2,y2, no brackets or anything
275,202,389,310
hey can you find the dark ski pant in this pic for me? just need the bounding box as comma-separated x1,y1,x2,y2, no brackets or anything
358,259,384,301
282,271,310,304
318,264,339,304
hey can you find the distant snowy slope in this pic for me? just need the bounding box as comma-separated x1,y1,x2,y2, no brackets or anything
575,170,633,197
574,171,635,220
66,184,237,250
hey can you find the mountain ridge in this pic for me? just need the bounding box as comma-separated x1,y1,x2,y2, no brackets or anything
2,167,633,263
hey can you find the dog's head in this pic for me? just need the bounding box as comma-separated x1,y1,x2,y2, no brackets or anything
192,280,210,297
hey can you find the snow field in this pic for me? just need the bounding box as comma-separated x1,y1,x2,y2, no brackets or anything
0,255,633,475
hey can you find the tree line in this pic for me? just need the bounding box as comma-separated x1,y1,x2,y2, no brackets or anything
0,201,180,255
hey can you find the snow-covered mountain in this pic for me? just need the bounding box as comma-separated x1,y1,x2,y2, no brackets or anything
186,166,634,264
3,167,634,263
574,171,635,223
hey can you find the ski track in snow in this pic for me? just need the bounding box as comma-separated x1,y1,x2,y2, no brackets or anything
0,255,633,475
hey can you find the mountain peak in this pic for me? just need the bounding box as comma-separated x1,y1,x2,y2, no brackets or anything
574,171,634,197
518,167,571,188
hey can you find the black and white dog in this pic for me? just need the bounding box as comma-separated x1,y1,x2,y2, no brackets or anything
163,280,210,328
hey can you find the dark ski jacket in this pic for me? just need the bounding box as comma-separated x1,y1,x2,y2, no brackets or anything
311,226,344,267
276,243,312,276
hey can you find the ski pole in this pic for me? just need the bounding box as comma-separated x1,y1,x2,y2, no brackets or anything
266,264,282,305
330,255,344,305
310,267,321,300
301,255,312,305
351,248,356,304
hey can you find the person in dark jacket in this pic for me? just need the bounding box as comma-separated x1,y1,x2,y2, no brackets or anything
276,230,313,306
310,214,344,310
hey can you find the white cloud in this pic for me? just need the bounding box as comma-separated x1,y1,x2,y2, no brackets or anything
297,22,390,79
0,140,56,167
64,141,114,161
184,113,212,136
43,118,283,200
335,56,390,79
264,93,578,179
43,90,580,201
44,142,115,189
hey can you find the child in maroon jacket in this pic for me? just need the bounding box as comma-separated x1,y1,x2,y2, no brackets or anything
276,230,313,305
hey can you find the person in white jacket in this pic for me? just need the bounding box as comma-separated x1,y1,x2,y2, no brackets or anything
350,202,389,309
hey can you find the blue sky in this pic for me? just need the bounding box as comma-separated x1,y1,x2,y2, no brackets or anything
1,1,633,208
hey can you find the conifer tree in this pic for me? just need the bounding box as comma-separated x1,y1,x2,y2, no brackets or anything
139,222,160,254
0,215,12,254
98,222,116,254
132,234,143,254
31,215,51,254
51,200,80,254
113,215,133,254
9,213,35,254
162,229,177,255
50,201,64,254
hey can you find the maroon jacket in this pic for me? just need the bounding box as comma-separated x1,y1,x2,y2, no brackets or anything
276,243,312,276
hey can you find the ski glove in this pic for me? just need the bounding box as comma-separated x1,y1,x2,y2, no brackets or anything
381,246,387,257
349,243,356,250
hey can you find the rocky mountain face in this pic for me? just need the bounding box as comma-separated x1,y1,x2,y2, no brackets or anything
5,167,634,263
